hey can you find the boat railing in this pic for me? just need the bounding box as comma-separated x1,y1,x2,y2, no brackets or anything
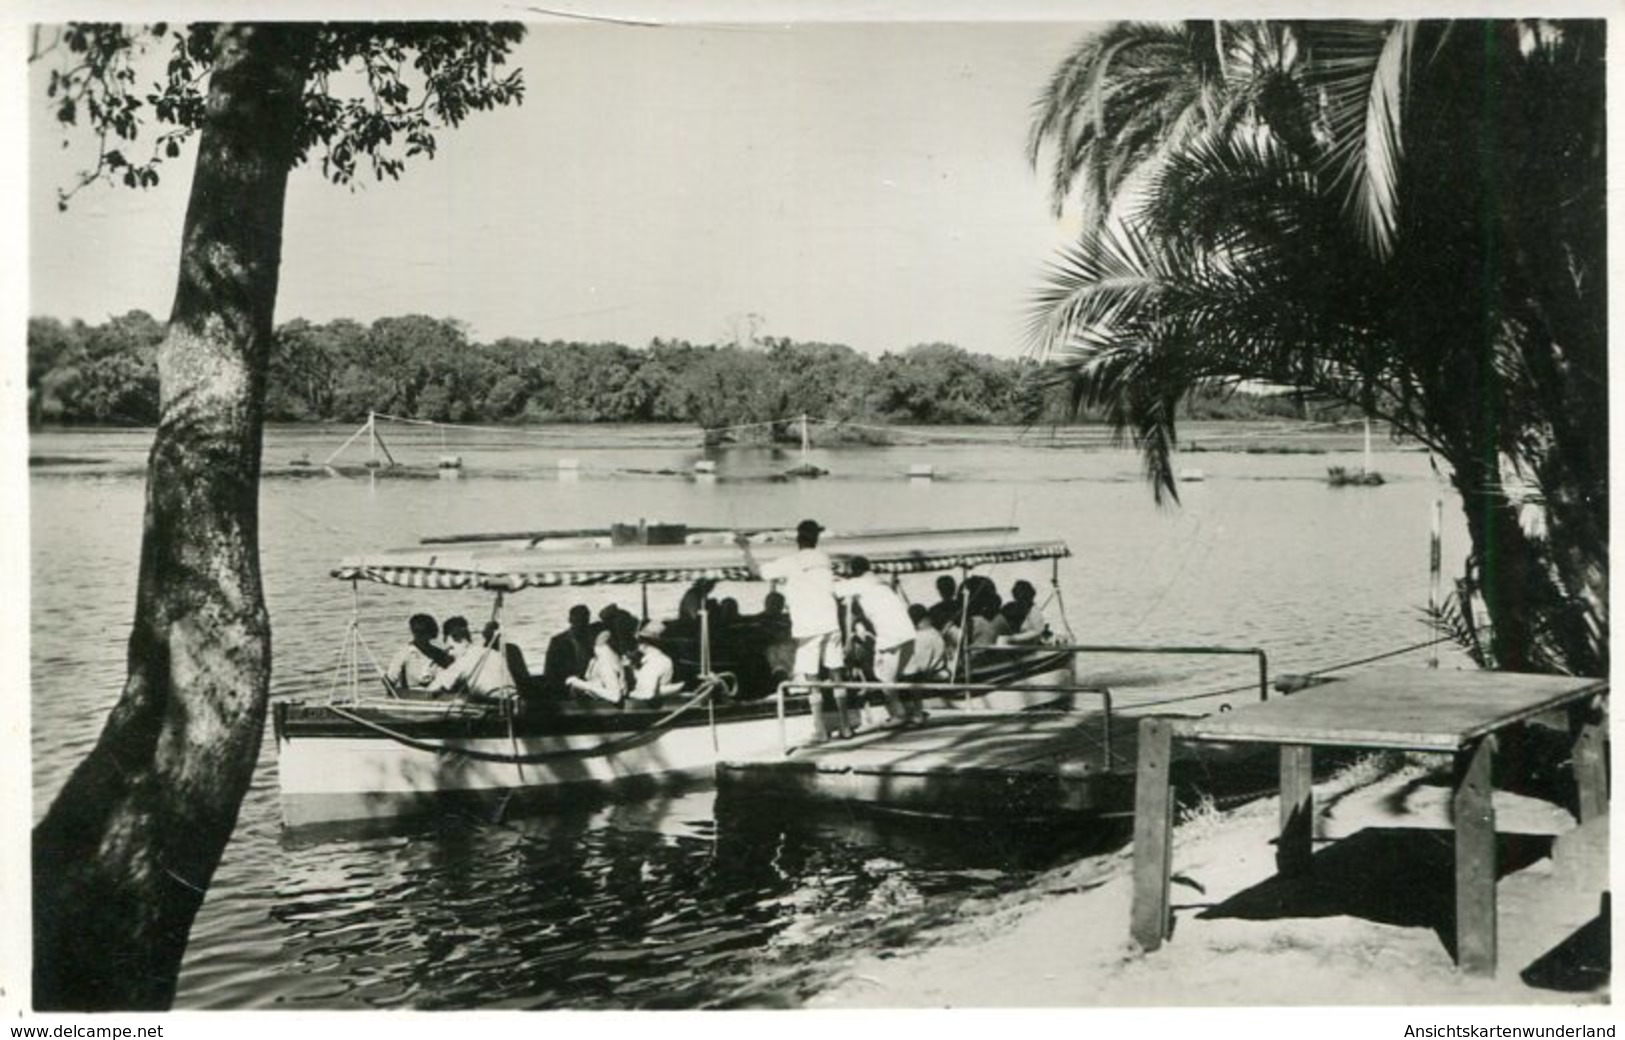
773,679,1114,758
971,643,1271,704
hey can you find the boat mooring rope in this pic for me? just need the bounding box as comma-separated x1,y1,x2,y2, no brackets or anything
322,673,734,764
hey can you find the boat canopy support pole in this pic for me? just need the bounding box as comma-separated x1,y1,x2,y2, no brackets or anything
1047,556,1077,640
488,590,505,648
326,578,377,703
955,564,972,682
700,604,712,676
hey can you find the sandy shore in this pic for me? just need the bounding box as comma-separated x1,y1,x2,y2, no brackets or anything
805,759,1608,1008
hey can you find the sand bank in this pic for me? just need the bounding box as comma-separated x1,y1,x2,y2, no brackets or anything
807,759,1608,1007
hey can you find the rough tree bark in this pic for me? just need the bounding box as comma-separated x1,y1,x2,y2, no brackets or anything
33,24,313,1011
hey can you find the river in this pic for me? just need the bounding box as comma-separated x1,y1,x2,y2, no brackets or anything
29,421,1469,1008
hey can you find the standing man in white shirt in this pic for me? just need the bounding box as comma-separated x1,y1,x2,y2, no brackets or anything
835,555,919,725
737,519,850,742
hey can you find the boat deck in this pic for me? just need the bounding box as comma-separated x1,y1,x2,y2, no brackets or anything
717,710,1273,820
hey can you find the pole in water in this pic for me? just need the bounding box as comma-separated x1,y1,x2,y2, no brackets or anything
800,413,810,465
368,410,377,467
1429,498,1443,668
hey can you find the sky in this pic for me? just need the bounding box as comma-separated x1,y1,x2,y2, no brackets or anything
27,19,1095,357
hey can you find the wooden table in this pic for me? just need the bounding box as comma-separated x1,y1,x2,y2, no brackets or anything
1129,667,1608,976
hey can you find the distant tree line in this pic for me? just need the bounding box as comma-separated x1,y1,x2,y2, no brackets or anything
28,311,1315,428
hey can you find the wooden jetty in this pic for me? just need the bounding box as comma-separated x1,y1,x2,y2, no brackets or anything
1129,666,1609,977
718,709,1271,821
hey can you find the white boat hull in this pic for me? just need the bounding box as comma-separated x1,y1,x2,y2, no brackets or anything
276,707,789,829
275,653,1082,829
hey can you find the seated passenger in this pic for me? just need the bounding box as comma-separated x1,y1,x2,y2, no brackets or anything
715,597,742,631
991,600,1019,640
430,618,515,704
599,603,640,655
1007,579,1050,643
542,605,594,697
927,574,960,632
966,591,1003,648
757,590,789,631
729,591,793,697
627,623,687,707
385,613,454,697
566,630,630,705
440,615,474,659
900,604,950,682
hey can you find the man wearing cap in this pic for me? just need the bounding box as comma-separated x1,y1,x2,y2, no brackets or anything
737,519,850,741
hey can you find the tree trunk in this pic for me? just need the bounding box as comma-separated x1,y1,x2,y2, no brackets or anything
1447,441,1606,678
33,24,312,1011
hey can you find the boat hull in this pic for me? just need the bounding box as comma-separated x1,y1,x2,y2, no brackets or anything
275,650,1081,829
275,700,792,829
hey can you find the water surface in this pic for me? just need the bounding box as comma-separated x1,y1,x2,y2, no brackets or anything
30,422,1467,1008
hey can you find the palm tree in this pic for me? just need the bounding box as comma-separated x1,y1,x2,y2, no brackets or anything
1028,20,1606,676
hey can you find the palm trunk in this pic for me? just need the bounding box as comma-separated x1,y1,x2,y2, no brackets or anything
1447,443,1605,678
33,24,312,1011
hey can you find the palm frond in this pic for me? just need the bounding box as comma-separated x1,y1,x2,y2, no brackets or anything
1298,20,1411,258
1029,22,1225,220
1026,221,1166,355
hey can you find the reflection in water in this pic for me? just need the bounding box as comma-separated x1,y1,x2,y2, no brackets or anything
259,790,1113,1009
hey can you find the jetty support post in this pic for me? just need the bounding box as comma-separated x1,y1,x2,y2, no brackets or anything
1453,734,1498,976
1099,687,1113,768
775,681,788,755
1130,717,1177,950
1277,745,1314,876
1570,694,1609,824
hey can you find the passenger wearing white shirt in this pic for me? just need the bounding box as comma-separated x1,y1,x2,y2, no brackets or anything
429,618,516,703
628,628,686,706
567,630,630,705
386,613,454,697
834,555,915,723
1003,579,1050,645
737,519,852,741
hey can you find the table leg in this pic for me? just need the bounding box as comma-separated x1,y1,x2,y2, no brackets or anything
1278,744,1314,876
1570,696,1608,824
1453,734,1497,976
1131,717,1177,951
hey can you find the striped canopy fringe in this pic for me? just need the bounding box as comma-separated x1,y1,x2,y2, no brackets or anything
332,541,1070,591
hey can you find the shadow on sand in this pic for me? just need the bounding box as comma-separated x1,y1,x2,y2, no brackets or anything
1191,827,1610,992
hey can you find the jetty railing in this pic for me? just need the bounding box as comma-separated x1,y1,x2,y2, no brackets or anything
971,643,1270,704
773,679,1114,758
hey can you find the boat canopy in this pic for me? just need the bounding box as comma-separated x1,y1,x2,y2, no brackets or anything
332,525,1071,591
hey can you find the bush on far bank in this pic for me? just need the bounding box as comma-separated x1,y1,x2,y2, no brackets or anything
27,311,1357,430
